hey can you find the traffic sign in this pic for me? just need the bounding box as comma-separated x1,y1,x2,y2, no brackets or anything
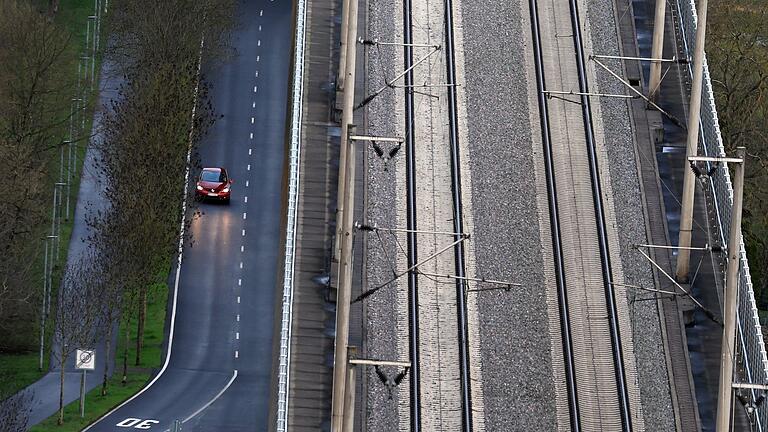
76,349,95,370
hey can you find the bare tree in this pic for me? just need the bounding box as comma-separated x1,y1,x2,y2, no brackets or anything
709,0,768,302
106,0,236,75
80,0,234,372
0,0,74,353
0,390,32,432
51,255,102,425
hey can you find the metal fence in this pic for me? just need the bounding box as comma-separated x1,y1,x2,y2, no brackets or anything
275,0,309,429
673,0,768,427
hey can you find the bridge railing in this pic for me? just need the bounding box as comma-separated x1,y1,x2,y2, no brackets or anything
673,0,768,427
276,0,309,429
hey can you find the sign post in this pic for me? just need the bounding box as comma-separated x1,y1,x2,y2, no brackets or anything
76,349,95,417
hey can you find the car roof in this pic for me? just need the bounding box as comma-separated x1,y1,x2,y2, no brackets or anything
202,167,223,172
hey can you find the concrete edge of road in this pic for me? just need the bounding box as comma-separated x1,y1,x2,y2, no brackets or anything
272,0,309,429
80,38,207,432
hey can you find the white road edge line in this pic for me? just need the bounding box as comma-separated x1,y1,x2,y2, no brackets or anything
175,370,238,429
82,36,207,432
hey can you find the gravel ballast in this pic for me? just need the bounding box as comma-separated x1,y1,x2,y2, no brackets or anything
583,0,677,428
459,0,560,429
361,0,677,429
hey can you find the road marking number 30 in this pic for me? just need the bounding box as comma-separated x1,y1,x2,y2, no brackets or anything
116,418,160,429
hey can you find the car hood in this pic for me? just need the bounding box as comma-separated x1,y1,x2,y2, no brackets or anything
198,181,225,191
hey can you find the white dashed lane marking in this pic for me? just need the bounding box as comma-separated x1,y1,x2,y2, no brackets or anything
250,132,253,139
236,332,240,340
257,55,260,62
240,262,243,269
252,102,256,108
247,164,251,171
236,314,240,322
257,40,261,47
249,149,252,155
244,196,248,203
238,279,242,286
237,296,241,304
235,350,239,359
243,213,247,220
242,229,246,236
259,9,263,16
240,245,244,252
246,180,249,187
251,117,255,124
253,86,258,93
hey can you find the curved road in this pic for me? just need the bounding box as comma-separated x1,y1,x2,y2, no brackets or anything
86,1,292,430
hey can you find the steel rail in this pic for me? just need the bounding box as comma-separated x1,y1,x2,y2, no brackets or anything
442,0,472,429
527,0,581,429
403,0,421,429
567,0,633,428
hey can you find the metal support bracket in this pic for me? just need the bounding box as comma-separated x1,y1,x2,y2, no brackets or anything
592,54,684,63
358,38,439,49
544,90,637,99
350,135,404,143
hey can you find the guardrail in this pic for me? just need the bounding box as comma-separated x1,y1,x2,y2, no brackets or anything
673,0,768,427
275,0,308,429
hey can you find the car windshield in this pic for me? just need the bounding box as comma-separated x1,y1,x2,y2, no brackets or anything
201,170,221,182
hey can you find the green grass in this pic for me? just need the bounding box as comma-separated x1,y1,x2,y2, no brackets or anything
29,280,169,429
29,373,150,432
0,353,49,400
121,281,170,371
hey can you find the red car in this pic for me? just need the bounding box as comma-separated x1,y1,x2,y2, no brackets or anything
196,167,233,203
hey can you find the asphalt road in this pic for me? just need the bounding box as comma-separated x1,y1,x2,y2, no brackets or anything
85,1,292,430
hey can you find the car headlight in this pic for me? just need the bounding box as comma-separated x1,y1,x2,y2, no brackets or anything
222,186,230,193
196,185,203,191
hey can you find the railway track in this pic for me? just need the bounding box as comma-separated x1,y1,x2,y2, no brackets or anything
401,0,472,430
527,0,633,429
401,0,421,429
